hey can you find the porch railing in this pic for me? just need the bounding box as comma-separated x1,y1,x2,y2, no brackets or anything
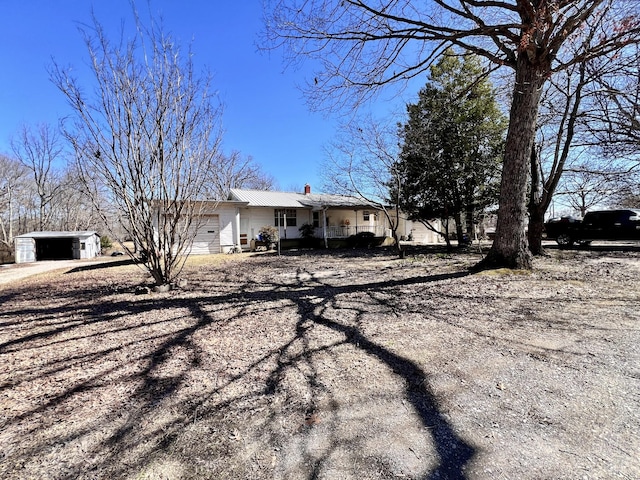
315,225,386,238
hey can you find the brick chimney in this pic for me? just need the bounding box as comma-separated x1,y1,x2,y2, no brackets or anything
304,184,311,195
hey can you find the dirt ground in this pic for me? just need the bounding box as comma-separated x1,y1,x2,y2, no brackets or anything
0,246,638,479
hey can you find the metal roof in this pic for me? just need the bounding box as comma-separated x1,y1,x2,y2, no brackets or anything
229,189,375,209
300,193,375,209
229,189,306,207
16,231,100,239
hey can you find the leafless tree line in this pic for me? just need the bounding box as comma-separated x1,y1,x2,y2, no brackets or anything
0,125,105,250
0,126,274,253
529,39,640,245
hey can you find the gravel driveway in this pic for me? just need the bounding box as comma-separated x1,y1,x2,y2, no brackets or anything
0,258,114,286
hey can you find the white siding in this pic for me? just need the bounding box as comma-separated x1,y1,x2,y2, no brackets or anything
216,205,239,252
15,237,36,263
404,220,442,244
78,235,101,259
244,207,279,240
248,207,314,240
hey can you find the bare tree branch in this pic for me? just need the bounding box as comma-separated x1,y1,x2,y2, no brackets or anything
11,123,65,231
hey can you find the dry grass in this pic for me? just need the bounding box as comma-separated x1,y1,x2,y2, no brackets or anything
1,246,639,479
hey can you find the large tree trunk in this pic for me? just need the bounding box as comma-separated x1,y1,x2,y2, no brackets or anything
476,54,546,270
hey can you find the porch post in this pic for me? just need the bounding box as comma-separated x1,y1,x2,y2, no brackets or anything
235,207,241,249
323,208,328,249
354,209,358,235
283,212,287,239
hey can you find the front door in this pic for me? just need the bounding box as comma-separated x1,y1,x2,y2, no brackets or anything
240,217,250,249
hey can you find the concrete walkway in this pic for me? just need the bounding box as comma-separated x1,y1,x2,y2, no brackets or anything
0,258,112,287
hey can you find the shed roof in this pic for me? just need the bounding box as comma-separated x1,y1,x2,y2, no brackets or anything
16,231,100,239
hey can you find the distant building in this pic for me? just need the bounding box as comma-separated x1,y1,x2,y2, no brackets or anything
15,231,101,263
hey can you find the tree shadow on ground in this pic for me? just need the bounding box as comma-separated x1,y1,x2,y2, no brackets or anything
65,257,138,274
271,269,475,479
0,258,476,479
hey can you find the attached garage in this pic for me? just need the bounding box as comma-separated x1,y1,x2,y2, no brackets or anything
186,216,221,255
15,231,102,264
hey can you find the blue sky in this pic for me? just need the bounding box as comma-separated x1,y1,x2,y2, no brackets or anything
0,0,407,192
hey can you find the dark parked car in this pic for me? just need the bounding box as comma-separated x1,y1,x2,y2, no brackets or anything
545,209,640,247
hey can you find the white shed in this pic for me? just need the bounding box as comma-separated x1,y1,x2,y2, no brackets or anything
15,231,102,264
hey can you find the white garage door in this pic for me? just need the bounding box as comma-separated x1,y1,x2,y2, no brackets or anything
188,215,220,254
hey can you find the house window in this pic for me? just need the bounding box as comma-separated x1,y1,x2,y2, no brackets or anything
275,209,297,227
363,211,370,221
312,211,320,228
81,242,86,250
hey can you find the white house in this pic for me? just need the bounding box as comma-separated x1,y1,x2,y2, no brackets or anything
160,185,442,255
229,185,394,249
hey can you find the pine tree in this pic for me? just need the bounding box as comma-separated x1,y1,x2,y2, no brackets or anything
395,50,506,249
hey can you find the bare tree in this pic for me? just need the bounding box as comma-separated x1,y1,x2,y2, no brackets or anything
7,126,95,236
52,12,224,287
205,151,277,200
528,37,640,254
588,46,640,156
10,123,65,231
323,115,407,254
527,59,593,254
265,0,640,269
608,181,640,208
50,164,104,231
556,162,640,216
0,154,29,248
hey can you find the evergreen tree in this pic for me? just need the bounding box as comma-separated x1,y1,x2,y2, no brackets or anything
395,51,506,249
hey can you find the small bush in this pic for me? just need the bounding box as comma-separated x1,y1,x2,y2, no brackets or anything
258,226,279,247
298,223,315,239
347,231,376,248
100,235,113,249
298,223,316,248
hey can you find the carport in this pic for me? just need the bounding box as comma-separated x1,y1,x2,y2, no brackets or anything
15,231,102,263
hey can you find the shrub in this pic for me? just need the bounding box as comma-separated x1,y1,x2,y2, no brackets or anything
258,226,279,247
347,231,376,248
100,235,113,249
298,223,317,248
298,223,315,239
